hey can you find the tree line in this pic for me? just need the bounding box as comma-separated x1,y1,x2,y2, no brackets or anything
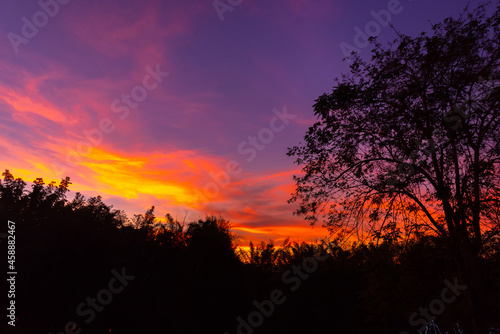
0,170,499,333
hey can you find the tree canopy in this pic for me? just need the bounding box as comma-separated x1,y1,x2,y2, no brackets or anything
288,2,500,249
288,3,500,333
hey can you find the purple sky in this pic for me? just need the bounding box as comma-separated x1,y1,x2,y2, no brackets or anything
0,0,479,244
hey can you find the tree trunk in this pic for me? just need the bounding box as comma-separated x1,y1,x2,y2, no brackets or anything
453,244,488,334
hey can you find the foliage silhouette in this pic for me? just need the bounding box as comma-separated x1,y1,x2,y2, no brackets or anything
288,3,500,333
0,169,499,333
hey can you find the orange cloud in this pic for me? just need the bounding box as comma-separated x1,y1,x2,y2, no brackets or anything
0,85,67,124
2,141,328,246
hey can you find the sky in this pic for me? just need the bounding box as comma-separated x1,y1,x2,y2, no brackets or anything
0,0,482,245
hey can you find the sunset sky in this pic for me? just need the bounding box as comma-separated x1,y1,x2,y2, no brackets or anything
0,0,477,245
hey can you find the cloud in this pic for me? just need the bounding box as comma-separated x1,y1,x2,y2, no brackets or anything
192,167,328,244
0,0,333,246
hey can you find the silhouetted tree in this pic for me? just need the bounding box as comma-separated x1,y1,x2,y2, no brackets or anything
288,3,500,333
